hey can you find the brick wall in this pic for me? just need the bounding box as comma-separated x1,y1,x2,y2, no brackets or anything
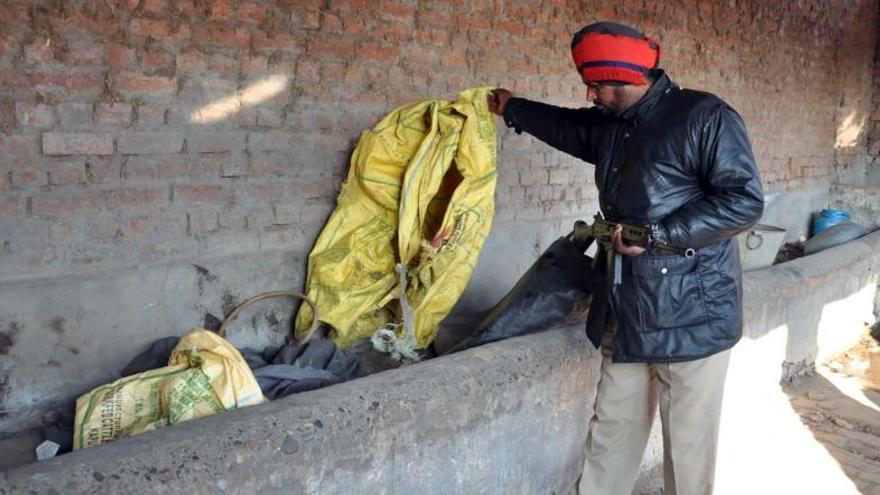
0,0,876,281
870,13,880,161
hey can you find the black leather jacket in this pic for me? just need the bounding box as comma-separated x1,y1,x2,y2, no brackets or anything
503,71,764,362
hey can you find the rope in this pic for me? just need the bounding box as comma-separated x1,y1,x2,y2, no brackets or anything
370,263,420,363
218,289,320,343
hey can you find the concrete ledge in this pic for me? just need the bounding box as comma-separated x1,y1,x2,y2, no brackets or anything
1,328,598,494
741,229,880,372
3,232,878,494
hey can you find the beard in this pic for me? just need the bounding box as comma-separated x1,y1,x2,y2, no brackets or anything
595,104,619,116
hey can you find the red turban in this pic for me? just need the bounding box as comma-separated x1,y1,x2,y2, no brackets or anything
571,23,661,86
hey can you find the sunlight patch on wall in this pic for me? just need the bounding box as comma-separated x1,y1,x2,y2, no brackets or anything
834,110,865,149
190,75,290,124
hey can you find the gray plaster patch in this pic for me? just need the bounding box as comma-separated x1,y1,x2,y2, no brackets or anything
281,435,299,455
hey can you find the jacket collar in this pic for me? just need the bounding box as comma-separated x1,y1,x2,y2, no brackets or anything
619,70,677,124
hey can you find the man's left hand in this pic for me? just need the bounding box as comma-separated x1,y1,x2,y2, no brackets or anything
612,225,646,256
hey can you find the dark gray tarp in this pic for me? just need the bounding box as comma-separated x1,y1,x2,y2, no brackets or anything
445,235,601,354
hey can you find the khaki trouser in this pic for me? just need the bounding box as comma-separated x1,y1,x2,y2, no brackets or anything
576,348,732,495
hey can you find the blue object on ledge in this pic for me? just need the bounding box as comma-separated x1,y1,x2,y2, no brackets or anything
812,208,850,236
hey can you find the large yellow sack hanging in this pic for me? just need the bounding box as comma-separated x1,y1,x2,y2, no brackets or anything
73,329,265,450
295,87,497,355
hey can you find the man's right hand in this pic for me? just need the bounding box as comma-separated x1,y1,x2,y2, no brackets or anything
488,88,513,116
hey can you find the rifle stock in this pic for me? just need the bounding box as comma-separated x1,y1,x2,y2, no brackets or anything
570,216,695,258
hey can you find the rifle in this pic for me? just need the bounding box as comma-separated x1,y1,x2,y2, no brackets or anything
567,213,695,285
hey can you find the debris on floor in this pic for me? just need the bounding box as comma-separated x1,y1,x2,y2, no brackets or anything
773,240,805,264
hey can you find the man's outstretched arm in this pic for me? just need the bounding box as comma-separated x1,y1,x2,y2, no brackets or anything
488,89,606,164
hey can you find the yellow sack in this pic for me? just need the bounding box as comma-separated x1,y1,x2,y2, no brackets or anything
295,87,497,354
73,329,265,450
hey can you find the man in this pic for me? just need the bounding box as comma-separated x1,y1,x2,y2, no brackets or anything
488,22,764,495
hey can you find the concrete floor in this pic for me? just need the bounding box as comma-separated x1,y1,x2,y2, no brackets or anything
782,333,880,495
713,331,880,495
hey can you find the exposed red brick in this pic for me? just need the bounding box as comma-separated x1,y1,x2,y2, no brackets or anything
239,3,267,24
116,72,176,96
333,0,370,9
297,10,321,30
130,18,170,39
141,0,167,14
58,11,122,37
107,44,137,67
0,0,871,278
251,32,304,52
374,21,410,42
192,26,250,48
209,0,235,22
142,49,175,72
322,12,344,33
309,37,356,58
496,20,525,36
459,17,491,30
377,1,414,18
341,18,365,36
359,43,397,62
32,70,104,94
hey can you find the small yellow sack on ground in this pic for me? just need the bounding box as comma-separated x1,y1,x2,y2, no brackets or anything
295,87,497,353
73,329,265,450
